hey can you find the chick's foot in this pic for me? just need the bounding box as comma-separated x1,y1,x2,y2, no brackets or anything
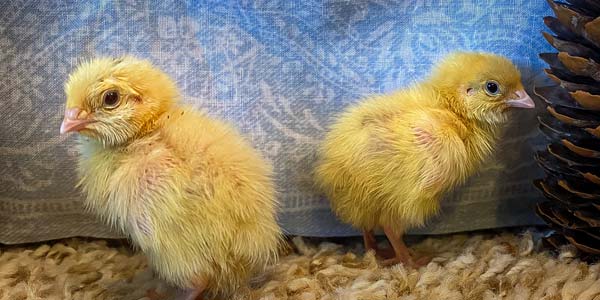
375,246,397,260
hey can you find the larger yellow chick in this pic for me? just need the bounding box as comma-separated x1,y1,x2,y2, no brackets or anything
314,52,535,267
60,56,282,300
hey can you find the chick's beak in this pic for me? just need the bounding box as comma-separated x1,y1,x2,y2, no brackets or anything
60,108,94,134
506,90,535,109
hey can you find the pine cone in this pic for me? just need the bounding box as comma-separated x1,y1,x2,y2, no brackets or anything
534,0,600,258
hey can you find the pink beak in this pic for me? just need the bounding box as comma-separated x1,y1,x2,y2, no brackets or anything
506,90,535,109
60,108,94,134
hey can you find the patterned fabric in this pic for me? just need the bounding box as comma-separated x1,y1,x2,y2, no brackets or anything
0,0,552,244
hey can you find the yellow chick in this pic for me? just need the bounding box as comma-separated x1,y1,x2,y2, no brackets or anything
60,57,282,300
314,52,535,267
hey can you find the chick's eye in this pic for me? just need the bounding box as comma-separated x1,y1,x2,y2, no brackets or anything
484,81,500,96
103,90,120,108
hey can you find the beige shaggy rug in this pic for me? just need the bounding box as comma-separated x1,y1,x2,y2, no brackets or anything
1,230,599,300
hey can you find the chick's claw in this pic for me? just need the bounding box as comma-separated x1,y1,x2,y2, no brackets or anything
380,257,409,267
379,250,431,268
413,254,432,267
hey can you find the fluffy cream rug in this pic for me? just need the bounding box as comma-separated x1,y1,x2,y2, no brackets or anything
0,230,598,300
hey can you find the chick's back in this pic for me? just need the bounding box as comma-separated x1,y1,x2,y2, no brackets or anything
314,88,469,231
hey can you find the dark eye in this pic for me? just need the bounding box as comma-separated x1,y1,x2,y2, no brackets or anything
103,90,120,108
484,81,500,96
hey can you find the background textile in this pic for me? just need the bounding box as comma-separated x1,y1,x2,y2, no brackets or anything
0,0,552,244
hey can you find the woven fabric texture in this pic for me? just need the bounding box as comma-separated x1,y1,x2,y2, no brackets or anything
0,1,552,243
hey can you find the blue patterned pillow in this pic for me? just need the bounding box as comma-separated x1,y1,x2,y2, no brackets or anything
0,0,551,243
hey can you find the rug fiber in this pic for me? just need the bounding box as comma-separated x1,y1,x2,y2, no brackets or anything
1,230,599,300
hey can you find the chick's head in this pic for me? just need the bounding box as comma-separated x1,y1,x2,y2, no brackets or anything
60,56,177,146
429,52,535,124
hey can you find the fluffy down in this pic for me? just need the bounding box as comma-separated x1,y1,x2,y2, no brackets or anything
314,52,535,266
62,56,282,298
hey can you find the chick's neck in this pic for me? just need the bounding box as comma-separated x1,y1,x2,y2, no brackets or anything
432,84,501,161
135,117,162,142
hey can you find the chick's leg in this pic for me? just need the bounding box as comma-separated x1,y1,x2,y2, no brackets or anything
181,289,203,300
179,276,207,300
363,230,395,259
363,230,377,252
381,226,412,266
381,226,431,268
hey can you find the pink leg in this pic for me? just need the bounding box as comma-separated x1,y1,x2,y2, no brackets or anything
363,230,378,252
363,230,396,259
179,276,207,300
381,226,431,268
145,277,207,300
381,226,412,266
181,288,204,300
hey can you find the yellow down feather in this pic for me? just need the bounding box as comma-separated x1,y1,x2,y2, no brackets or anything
65,56,282,297
314,52,528,233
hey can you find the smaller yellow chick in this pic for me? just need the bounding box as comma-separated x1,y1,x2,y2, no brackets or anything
60,57,282,300
314,52,535,267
